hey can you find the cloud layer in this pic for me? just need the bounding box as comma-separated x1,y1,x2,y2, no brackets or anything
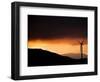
28,15,87,40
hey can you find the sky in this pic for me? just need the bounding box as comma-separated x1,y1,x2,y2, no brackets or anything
28,15,88,57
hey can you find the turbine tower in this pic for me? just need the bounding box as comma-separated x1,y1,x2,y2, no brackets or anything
79,41,84,59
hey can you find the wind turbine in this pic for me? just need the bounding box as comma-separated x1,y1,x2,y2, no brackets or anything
79,40,84,59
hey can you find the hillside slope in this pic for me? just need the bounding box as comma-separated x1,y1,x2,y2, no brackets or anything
28,49,87,66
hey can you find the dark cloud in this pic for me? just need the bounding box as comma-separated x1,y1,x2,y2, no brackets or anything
28,15,87,40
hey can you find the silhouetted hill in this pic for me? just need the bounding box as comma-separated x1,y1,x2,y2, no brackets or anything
28,49,87,67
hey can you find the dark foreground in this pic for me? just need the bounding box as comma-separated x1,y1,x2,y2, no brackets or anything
28,49,87,67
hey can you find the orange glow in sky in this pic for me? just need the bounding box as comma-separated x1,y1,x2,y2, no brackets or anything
28,39,87,56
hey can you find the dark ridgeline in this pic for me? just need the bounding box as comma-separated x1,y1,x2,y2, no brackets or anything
28,49,87,67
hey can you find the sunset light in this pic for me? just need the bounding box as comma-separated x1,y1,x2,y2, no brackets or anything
28,39,87,55
28,15,88,66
